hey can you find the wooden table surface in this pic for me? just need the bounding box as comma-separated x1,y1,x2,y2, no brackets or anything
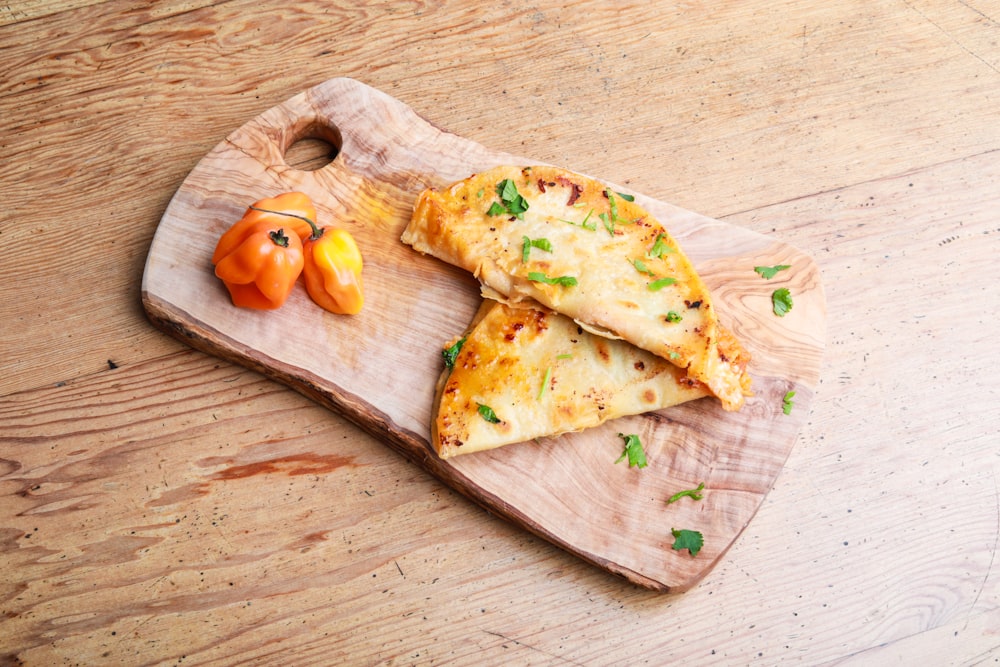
2,1,998,664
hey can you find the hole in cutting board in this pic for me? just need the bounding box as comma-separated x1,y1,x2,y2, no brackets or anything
284,122,342,171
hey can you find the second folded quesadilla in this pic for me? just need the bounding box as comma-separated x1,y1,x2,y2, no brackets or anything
433,300,709,458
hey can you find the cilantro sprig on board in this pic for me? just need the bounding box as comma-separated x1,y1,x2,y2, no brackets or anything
782,390,796,415
671,529,704,556
615,433,648,468
772,287,794,316
667,483,705,504
754,264,791,279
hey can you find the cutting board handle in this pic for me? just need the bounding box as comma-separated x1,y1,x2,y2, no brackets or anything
227,89,345,176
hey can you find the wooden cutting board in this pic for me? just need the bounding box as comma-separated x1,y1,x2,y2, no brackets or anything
141,77,825,591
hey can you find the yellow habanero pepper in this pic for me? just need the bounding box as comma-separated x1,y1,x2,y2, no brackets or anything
302,226,364,315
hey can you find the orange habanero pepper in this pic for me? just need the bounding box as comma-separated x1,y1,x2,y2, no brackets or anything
237,192,317,243
299,219,365,315
212,196,312,309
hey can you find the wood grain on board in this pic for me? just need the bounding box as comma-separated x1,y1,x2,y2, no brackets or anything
141,77,825,590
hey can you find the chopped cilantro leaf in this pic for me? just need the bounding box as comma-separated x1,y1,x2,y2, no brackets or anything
501,190,528,218
559,209,597,231
537,366,552,400
754,264,791,280
772,287,793,316
615,432,648,468
648,277,678,291
616,191,635,202
522,236,553,262
603,190,637,228
782,390,796,415
631,258,656,276
498,178,518,201
605,188,620,221
477,403,500,423
532,238,553,253
667,482,705,504
665,311,683,323
528,271,577,287
442,337,466,370
487,179,529,219
671,528,704,556
600,212,614,235
647,233,675,258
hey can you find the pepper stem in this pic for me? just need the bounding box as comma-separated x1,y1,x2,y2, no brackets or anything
249,205,323,240
269,228,290,247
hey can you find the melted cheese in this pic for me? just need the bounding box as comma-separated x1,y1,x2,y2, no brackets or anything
403,165,752,411
433,301,708,458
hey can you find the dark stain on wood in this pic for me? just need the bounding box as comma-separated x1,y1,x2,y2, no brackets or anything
212,453,355,481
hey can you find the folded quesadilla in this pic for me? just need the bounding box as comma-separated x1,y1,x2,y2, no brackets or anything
403,165,752,412
433,300,708,458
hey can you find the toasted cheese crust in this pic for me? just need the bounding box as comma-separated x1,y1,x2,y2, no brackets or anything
433,301,708,458
403,165,751,410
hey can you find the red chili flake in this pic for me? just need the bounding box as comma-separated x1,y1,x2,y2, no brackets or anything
537,178,547,193
567,183,583,206
555,176,584,205
503,321,525,342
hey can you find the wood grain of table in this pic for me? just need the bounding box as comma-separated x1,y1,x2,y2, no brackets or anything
2,1,998,664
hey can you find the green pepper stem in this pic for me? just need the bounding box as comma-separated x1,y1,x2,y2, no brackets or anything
249,205,323,240
268,228,290,247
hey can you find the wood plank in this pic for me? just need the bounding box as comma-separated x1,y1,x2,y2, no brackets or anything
140,77,824,590
0,349,522,663
2,0,999,394
0,0,105,26
2,0,1000,659
843,610,1000,664
2,150,997,664
902,0,1000,72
